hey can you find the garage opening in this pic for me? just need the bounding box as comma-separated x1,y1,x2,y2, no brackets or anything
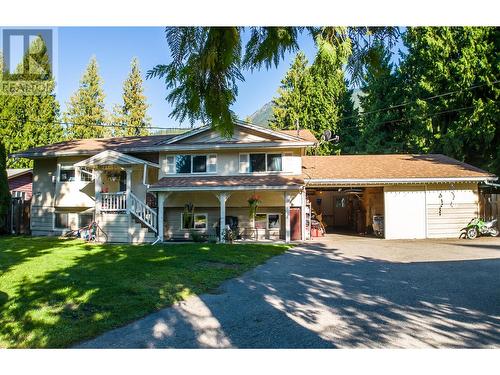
306,187,384,238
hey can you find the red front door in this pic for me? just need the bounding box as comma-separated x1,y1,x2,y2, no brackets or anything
290,207,302,241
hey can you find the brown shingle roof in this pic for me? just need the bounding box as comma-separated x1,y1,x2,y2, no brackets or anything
12,128,316,158
302,154,495,181
150,175,304,190
11,134,177,157
279,129,318,143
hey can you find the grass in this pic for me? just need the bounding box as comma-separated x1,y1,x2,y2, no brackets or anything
0,236,289,348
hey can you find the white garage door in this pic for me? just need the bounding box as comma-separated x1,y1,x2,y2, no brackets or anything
426,185,478,238
384,187,426,239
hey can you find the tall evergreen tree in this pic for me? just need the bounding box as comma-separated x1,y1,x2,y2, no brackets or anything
0,142,11,233
270,52,312,132
337,83,361,154
0,36,63,168
358,43,404,153
64,57,108,139
111,58,151,136
399,27,500,174
271,38,354,155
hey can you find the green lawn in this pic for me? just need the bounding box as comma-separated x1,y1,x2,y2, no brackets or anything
0,236,288,348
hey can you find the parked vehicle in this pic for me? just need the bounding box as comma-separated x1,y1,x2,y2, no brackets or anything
460,218,499,239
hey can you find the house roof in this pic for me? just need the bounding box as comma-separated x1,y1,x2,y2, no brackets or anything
10,124,315,158
7,168,32,179
279,129,318,143
302,154,497,184
149,175,304,191
74,150,160,168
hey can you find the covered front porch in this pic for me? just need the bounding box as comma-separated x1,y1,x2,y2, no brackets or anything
74,150,161,241
150,175,306,243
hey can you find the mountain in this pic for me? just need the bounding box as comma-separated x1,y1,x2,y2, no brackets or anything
246,89,363,127
246,101,274,127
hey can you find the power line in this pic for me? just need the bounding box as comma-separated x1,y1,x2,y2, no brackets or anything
0,117,195,132
342,80,500,122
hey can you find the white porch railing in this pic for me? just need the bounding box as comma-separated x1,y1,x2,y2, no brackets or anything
130,192,158,233
101,192,127,212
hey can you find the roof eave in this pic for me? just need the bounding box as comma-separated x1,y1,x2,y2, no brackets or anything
148,185,302,192
305,176,498,186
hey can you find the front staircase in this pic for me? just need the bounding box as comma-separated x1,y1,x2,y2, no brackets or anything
97,192,158,243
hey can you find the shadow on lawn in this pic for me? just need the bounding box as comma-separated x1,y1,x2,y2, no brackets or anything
0,236,75,275
78,241,500,349
0,241,286,348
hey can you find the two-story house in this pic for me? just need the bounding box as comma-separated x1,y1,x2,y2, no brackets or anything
11,122,497,242
13,123,315,243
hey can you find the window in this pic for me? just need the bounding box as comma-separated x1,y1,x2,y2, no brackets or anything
80,167,93,182
176,155,191,174
192,155,207,173
79,213,94,228
55,212,69,229
267,154,282,172
181,213,208,230
240,153,283,173
250,154,266,172
254,213,281,230
239,154,249,173
11,191,26,200
119,170,127,192
207,154,217,173
239,154,283,173
267,214,281,229
59,167,75,182
165,155,176,174
167,154,217,174
254,213,267,229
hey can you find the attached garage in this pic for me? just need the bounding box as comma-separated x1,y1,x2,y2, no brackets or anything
302,154,497,240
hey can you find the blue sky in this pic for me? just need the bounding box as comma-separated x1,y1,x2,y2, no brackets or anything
56,27,402,129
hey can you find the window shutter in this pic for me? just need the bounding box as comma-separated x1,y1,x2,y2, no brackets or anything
239,154,249,173
165,156,175,174
207,154,217,173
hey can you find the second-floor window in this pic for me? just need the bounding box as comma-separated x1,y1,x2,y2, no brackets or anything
165,154,217,174
59,166,76,182
239,153,282,173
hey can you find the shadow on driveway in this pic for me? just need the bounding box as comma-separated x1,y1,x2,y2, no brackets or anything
77,241,500,348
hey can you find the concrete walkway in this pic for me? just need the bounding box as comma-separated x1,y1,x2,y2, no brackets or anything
76,235,500,348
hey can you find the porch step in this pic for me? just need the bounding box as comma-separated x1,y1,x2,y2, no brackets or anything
96,213,157,243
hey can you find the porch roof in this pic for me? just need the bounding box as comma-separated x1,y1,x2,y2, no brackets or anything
74,150,159,168
149,175,304,191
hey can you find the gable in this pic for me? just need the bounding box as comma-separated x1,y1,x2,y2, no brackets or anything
178,127,277,144
162,122,307,146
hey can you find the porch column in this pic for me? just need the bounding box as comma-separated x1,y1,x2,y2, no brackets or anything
157,192,165,242
301,188,307,241
285,191,291,243
216,192,231,243
95,170,102,214
125,168,132,213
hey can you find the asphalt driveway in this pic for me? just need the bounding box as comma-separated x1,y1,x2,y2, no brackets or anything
77,235,500,348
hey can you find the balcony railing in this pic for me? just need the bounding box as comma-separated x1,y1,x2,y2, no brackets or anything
100,192,127,212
